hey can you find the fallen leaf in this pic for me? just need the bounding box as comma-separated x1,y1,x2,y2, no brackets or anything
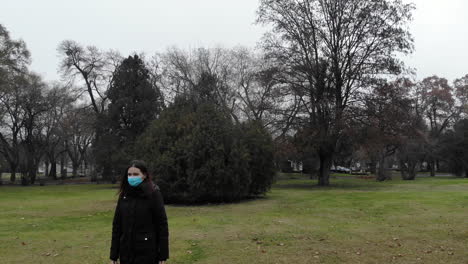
21,242,26,246
187,250,192,254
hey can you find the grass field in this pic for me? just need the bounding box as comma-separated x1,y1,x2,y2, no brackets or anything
0,175,467,264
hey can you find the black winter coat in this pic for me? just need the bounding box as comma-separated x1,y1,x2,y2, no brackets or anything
110,181,169,264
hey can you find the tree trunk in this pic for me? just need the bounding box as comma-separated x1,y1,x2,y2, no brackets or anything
317,149,333,186
90,163,97,182
377,153,391,181
60,153,66,179
45,160,50,178
369,159,377,175
10,166,17,183
104,165,117,183
21,172,29,186
29,168,36,185
400,160,408,179
28,156,37,184
429,161,435,177
407,163,417,180
402,160,417,181
50,161,57,180
72,162,79,178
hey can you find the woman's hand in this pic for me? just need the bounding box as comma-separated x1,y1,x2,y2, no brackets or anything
110,260,118,264
159,261,166,264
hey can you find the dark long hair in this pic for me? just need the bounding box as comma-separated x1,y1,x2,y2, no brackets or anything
118,160,154,197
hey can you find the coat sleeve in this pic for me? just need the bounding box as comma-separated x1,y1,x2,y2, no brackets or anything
110,197,122,261
152,188,169,261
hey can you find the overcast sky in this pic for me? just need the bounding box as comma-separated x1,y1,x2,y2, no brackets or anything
1,0,467,83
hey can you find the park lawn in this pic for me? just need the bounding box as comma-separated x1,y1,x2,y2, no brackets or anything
0,176,467,264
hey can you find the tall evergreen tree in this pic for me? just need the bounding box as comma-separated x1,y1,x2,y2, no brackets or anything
96,55,163,176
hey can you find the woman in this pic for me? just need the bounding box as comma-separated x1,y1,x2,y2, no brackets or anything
110,160,169,264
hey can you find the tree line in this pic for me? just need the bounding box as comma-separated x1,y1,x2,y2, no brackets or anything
1,1,467,198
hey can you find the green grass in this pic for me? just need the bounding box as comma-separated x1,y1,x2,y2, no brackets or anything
0,176,467,264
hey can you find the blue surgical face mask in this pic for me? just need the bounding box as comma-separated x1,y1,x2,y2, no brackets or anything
128,176,143,187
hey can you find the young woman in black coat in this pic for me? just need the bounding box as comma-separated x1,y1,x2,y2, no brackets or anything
110,160,169,264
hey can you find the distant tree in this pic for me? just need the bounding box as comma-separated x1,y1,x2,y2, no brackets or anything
439,119,468,177
0,24,30,78
454,74,468,116
416,76,458,176
397,130,427,180
41,83,76,179
273,134,301,173
62,107,94,178
257,0,414,185
360,79,415,181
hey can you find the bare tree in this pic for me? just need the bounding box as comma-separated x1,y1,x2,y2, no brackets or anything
454,74,468,117
57,40,121,114
0,24,30,77
159,47,240,123
19,73,49,185
41,83,77,179
0,24,31,182
0,74,27,182
57,40,122,180
62,106,95,178
257,0,414,185
416,76,459,176
359,79,415,181
230,47,297,135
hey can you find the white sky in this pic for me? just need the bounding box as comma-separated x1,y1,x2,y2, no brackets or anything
1,0,467,82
